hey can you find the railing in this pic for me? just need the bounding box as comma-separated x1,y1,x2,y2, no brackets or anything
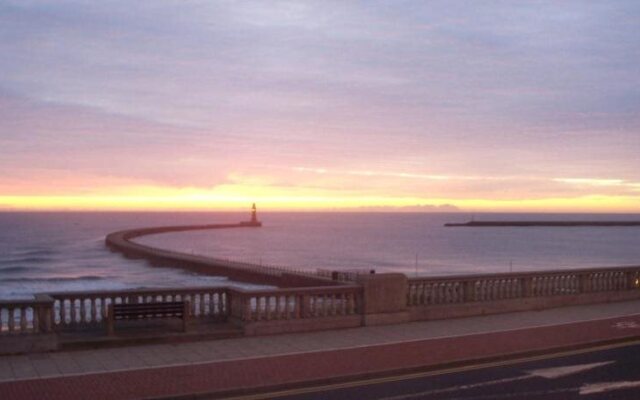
316,269,372,282
0,295,54,335
229,285,362,322
3,266,639,337
407,266,640,307
47,287,229,330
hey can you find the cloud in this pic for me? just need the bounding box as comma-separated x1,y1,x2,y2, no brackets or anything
0,1,639,210
350,204,460,213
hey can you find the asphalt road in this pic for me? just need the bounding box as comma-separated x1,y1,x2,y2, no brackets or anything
246,341,640,400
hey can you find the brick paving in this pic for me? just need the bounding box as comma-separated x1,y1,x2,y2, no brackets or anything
2,300,640,399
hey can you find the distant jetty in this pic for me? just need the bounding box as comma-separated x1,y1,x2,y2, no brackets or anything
444,221,640,227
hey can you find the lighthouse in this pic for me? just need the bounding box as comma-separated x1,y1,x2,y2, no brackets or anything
241,203,262,227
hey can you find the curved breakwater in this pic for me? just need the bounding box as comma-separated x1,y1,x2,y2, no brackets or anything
105,222,336,288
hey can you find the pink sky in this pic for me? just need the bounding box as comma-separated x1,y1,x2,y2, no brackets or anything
0,1,639,212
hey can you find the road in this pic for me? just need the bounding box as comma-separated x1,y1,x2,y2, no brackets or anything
229,340,640,400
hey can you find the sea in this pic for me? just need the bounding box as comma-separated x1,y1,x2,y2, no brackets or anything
2,212,640,300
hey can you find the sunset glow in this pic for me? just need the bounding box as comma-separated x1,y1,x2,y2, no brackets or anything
1,1,639,213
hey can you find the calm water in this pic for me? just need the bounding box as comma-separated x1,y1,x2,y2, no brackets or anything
0,212,257,299
2,212,640,299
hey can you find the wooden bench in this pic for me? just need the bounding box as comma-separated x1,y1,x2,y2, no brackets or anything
106,301,190,336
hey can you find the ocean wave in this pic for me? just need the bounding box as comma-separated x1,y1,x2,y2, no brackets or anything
0,266,37,273
13,248,57,256
3,256,54,264
2,275,106,283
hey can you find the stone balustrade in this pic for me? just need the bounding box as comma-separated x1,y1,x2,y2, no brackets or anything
0,294,54,334
407,266,640,307
2,265,640,354
47,287,229,330
1,284,361,336
228,285,361,322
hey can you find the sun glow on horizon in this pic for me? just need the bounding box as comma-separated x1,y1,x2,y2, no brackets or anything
1,184,638,213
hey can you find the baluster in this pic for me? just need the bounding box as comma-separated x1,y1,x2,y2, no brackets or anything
275,295,282,319
8,307,15,332
102,298,110,321
32,307,39,332
217,292,224,316
319,295,325,316
224,292,230,315
413,284,419,305
283,295,290,319
204,293,211,316
322,295,328,316
420,283,427,305
262,296,268,320
89,298,97,324
442,283,450,303
266,296,272,320
408,283,415,305
315,296,321,317
69,298,77,324
253,296,260,320
60,299,67,325
20,307,27,332
344,293,350,314
79,298,86,325
608,273,614,291
294,294,302,318
243,296,252,321
330,295,339,315
424,284,432,304
348,293,355,314
199,293,205,317
211,293,217,316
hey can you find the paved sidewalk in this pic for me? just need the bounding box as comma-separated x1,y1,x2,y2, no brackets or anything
2,300,640,399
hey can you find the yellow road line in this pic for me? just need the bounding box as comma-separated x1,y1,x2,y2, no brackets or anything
222,338,640,400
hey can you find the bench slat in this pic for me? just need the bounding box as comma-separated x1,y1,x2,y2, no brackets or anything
107,301,190,335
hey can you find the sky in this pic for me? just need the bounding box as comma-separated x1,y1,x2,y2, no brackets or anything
0,1,639,212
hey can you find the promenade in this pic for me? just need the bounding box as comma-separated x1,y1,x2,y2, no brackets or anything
2,299,640,400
